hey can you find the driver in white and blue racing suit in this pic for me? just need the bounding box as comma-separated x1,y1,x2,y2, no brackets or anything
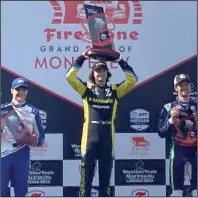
1,78,45,197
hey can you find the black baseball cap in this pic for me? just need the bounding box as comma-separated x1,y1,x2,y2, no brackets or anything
92,61,107,71
174,74,191,86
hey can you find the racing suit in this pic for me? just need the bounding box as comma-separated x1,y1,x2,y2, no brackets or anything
1,102,45,197
66,56,137,197
158,99,197,196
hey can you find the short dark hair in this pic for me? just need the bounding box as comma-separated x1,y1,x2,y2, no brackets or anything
88,68,112,84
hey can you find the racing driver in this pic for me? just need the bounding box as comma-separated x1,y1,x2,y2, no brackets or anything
66,48,138,197
158,74,197,197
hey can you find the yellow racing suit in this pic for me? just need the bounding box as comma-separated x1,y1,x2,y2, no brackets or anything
66,55,137,197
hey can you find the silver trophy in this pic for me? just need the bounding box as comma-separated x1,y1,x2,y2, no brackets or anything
83,4,120,61
1,104,35,146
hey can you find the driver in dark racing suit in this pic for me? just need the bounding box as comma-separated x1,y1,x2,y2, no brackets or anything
66,49,138,197
158,74,197,197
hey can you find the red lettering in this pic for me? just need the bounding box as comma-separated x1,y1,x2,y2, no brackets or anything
35,57,47,68
57,31,62,40
44,28,56,42
88,59,97,69
64,31,72,39
35,57,75,69
110,56,129,69
35,57,124,69
44,29,139,42
117,32,127,40
129,31,139,40
64,57,75,68
74,31,83,40
110,62,118,69
49,57,61,69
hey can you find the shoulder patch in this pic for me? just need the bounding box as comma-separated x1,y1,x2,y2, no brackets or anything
27,104,38,115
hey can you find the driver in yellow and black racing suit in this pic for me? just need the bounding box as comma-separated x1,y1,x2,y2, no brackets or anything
66,49,138,197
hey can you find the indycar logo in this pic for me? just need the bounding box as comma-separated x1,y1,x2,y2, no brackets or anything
130,109,150,131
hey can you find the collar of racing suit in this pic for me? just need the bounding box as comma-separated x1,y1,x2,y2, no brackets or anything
11,101,27,108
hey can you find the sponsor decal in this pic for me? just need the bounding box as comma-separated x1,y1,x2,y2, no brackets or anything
131,136,150,156
26,190,45,197
30,141,48,158
122,160,162,184
71,144,81,157
130,109,150,131
28,161,55,185
38,109,47,130
132,189,149,197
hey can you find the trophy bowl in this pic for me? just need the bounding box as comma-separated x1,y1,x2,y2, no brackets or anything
87,48,120,62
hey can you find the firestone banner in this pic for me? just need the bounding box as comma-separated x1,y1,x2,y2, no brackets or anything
1,0,196,106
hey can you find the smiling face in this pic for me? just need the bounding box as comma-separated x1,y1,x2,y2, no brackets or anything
11,87,28,103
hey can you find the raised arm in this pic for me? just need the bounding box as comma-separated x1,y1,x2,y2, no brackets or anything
115,59,138,99
66,55,87,96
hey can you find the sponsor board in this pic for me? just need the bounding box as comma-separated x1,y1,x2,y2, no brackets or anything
115,159,165,185
10,187,63,196
28,160,63,186
115,186,166,196
115,133,165,159
30,134,63,160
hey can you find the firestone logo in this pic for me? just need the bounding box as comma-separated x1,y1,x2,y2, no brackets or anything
132,189,149,197
131,136,150,151
36,1,142,69
26,190,45,197
45,0,142,42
